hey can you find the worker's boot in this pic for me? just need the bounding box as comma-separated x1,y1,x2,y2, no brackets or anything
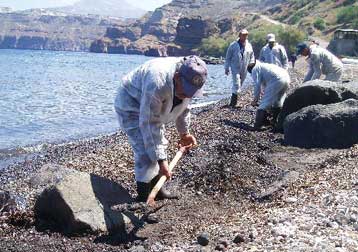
136,181,152,202
229,93,238,107
271,107,281,126
254,109,267,130
136,181,161,224
150,175,179,200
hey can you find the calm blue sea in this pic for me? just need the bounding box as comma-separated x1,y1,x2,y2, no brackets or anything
0,49,244,156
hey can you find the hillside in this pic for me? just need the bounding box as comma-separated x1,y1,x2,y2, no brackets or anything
265,0,358,39
90,0,358,57
89,0,302,56
0,0,357,56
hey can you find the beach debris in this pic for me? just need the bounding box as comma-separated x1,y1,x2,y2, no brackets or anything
215,243,226,251
197,232,210,246
233,233,246,244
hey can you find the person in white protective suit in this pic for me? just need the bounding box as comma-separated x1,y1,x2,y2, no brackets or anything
247,60,290,130
114,56,208,202
225,29,255,107
259,33,288,70
296,42,343,82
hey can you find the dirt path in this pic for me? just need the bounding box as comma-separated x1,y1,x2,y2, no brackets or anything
257,14,286,27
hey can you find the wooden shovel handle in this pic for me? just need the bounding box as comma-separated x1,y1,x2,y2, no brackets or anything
146,147,186,205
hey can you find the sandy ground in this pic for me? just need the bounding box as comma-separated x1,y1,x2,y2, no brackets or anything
0,61,357,252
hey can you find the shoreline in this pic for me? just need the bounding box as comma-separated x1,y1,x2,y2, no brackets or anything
0,48,223,64
0,99,223,171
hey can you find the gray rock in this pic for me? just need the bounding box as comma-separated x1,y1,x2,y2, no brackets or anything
233,234,246,244
327,221,340,229
215,244,226,251
219,240,229,247
284,197,298,203
277,80,358,131
129,246,146,252
349,214,357,223
284,99,358,148
197,232,210,246
34,164,134,235
30,164,77,187
271,223,296,238
353,223,358,231
334,213,349,226
0,190,17,213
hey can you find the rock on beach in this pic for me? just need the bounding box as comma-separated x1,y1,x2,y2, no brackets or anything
277,80,358,131
33,164,134,235
284,99,358,148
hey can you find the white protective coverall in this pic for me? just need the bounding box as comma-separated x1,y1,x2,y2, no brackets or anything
225,40,255,94
114,57,191,183
303,45,343,82
251,61,290,110
259,43,289,70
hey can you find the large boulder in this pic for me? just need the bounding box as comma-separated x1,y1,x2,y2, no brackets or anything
283,99,358,148
33,164,134,235
277,80,358,132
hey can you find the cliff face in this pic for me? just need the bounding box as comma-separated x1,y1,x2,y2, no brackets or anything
0,10,123,51
89,0,247,56
89,0,291,56
0,0,293,55
175,17,220,47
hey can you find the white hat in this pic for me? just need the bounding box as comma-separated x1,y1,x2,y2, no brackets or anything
239,29,249,35
267,33,275,42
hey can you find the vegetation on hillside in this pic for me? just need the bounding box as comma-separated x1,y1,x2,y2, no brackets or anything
313,18,326,31
198,24,305,58
198,36,234,58
336,5,358,29
250,25,306,56
268,0,358,38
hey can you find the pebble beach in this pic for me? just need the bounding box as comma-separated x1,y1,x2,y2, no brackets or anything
0,60,358,252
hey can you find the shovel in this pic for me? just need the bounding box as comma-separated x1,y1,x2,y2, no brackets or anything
146,146,187,206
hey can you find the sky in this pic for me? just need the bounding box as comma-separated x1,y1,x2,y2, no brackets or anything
0,0,172,11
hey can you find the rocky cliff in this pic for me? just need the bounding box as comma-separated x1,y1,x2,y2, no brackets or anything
0,10,124,51
0,0,291,55
89,0,290,56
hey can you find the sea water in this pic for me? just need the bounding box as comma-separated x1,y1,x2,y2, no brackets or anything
0,49,251,167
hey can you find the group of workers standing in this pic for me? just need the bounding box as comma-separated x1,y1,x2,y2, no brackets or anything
225,29,344,129
114,28,344,202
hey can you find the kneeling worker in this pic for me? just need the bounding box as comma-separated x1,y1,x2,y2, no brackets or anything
296,42,343,82
247,60,290,130
114,56,208,202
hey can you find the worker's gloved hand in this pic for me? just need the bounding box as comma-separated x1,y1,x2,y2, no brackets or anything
158,160,172,180
179,133,197,150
